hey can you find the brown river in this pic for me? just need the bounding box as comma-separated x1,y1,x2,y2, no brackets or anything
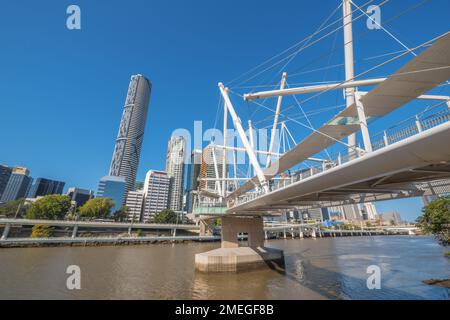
0,236,448,299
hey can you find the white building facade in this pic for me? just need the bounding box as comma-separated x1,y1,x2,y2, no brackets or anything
142,170,170,223
125,190,145,222
165,136,186,212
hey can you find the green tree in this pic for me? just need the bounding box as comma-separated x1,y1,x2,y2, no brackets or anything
417,196,450,246
78,198,115,220
26,195,72,220
0,198,26,218
154,209,178,224
113,206,129,222
31,224,53,238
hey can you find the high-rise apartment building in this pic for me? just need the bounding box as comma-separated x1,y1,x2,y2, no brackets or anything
166,136,186,212
142,170,170,223
96,176,126,213
66,187,94,207
363,203,378,220
0,167,32,203
342,204,362,221
109,74,152,197
0,165,12,200
199,144,225,192
28,178,65,198
125,190,145,222
381,212,403,225
185,149,202,213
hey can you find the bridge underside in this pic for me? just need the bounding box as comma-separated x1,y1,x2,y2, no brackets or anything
227,122,450,215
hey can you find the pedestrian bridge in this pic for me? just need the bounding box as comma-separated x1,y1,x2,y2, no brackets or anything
221,32,450,215
228,112,450,214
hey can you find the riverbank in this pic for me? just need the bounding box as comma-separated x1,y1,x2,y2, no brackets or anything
0,232,420,249
0,235,220,248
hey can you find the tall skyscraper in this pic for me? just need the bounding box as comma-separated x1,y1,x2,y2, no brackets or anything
96,176,126,213
142,170,170,223
363,203,378,220
199,144,225,192
109,74,152,197
66,187,94,207
300,208,329,222
27,178,65,198
185,149,202,213
166,136,186,212
0,167,32,203
342,204,363,221
381,212,403,225
0,165,12,200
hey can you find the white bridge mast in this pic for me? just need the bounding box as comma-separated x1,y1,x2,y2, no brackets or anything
343,0,357,155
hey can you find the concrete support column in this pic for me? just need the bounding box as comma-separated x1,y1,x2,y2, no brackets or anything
311,228,317,238
128,226,132,236
1,223,11,240
199,219,215,236
299,228,303,239
71,225,78,239
221,216,264,249
283,230,287,239
264,231,268,240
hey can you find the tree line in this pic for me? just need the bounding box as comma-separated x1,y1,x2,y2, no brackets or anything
0,195,179,224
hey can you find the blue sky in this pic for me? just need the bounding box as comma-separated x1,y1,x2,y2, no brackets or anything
0,0,449,221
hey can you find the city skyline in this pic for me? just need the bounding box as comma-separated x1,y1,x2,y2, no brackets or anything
1,1,449,221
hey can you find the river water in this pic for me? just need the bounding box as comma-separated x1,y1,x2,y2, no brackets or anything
0,236,448,300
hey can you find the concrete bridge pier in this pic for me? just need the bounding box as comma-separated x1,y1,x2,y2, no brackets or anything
199,219,215,236
71,225,78,239
311,228,317,238
1,223,11,240
299,227,304,239
195,216,284,272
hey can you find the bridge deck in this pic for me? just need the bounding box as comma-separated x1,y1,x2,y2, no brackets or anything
228,120,450,214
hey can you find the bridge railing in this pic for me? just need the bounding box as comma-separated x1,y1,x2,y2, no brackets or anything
371,105,450,151
234,105,450,207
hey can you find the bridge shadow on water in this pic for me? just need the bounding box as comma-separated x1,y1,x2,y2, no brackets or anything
267,248,434,300
192,238,448,300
